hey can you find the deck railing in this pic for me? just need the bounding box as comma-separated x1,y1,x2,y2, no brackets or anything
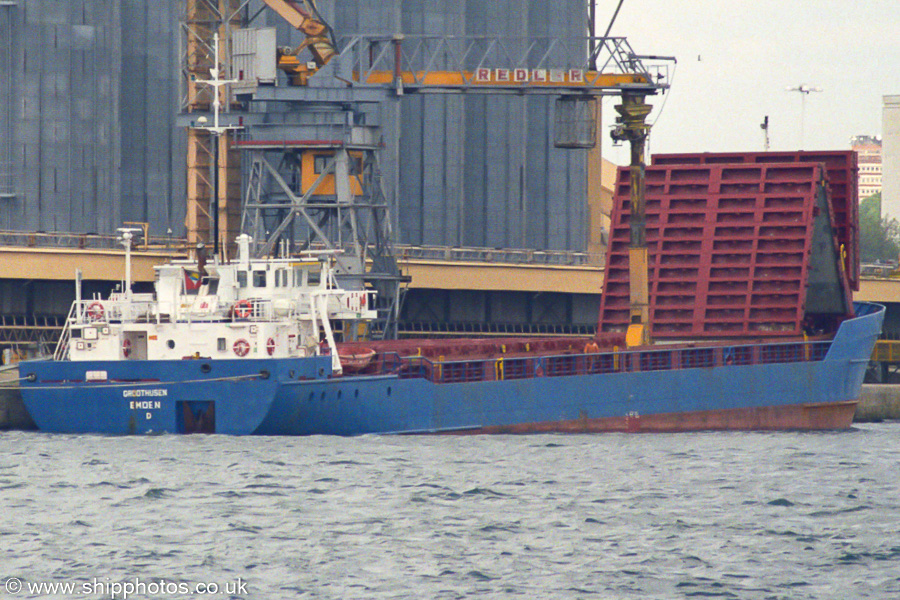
365,338,833,384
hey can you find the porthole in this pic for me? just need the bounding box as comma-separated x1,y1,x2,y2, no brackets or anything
167,340,175,349
200,363,211,373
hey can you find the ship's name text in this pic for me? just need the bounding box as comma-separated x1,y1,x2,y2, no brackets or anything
123,389,168,399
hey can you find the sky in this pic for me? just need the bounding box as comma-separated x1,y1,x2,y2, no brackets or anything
599,0,900,164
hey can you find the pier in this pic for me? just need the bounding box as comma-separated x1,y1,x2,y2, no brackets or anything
0,366,34,430
856,385,900,422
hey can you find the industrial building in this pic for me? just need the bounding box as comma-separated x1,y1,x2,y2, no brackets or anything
0,0,626,346
851,135,882,201
883,95,900,218
1,0,595,250
4,1,897,367
0,0,185,235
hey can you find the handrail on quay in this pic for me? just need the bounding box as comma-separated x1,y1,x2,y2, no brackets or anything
0,228,604,267
0,229,188,251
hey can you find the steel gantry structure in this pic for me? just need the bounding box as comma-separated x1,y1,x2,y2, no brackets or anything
180,0,247,252
179,0,672,339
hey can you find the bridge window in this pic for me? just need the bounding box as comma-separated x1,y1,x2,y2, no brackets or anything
253,270,267,288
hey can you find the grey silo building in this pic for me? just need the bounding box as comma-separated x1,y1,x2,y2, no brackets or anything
0,0,184,237
267,0,591,251
2,0,590,251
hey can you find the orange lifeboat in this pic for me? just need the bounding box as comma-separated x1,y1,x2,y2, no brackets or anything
338,347,376,372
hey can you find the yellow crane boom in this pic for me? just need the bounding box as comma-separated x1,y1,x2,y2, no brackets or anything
261,0,337,67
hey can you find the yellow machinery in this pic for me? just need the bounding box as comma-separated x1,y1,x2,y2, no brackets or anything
299,150,364,197
612,93,653,347
263,0,338,84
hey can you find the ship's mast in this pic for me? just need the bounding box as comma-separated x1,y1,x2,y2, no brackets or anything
191,32,240,258
116,227,143,299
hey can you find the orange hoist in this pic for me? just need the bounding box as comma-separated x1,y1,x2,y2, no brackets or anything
262,0,338,84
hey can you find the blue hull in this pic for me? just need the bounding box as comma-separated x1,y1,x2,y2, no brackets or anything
19,304,884,435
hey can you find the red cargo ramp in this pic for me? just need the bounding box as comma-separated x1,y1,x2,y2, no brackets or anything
599,162,854,339
652,151,860,290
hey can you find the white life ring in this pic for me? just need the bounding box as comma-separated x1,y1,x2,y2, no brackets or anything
86,301,105,321
234,299,252,319
233,339,251,357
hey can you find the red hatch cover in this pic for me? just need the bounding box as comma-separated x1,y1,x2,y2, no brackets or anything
651,151,860,290
599,161,854,339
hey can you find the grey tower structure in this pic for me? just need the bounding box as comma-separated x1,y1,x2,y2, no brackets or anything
0,0,185,237
258,0,590,251
3,0,593,252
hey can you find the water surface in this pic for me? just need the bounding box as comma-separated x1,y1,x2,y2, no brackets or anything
1,423,899,598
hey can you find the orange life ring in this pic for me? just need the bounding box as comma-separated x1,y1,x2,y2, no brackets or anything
266,337,276,356
234,299,252,319
122,338,132,358
86,301,105,321
233,339,251,357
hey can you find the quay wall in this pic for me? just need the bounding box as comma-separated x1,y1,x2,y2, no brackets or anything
0,366,35,430
855,384,900,422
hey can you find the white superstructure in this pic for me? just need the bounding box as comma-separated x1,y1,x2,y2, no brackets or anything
56,234,376,375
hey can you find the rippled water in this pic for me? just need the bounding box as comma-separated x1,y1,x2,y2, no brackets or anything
1,423,899,599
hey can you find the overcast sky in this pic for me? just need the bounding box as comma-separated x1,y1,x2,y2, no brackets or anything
599,0,900,164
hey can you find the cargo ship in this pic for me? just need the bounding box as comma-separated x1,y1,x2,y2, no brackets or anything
16,298,886,435
17,149,885,434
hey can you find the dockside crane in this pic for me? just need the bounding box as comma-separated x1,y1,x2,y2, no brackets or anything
259,0,337,82
181,0,673,340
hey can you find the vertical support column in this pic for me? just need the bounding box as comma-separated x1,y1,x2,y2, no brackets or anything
185,129,212,245
220,132,243,257
586,102,604,263
181,0,244,252
613,93,652,347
